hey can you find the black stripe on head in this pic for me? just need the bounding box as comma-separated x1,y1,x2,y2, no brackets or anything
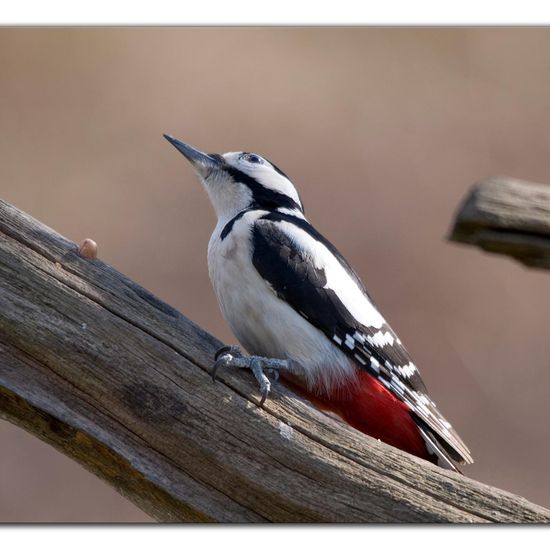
225,165,303,212
264,157,305,213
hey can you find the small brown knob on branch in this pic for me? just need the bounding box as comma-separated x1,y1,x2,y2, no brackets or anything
79,238,98,260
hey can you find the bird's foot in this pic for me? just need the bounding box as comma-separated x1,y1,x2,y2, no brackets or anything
212,345,289,405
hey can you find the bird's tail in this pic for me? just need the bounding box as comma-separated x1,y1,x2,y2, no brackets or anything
288,370,446,467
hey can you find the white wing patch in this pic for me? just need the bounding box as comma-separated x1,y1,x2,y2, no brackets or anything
277,220,385,329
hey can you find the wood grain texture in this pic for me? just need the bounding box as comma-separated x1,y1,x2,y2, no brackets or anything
449,176,550,268
0,199,549,523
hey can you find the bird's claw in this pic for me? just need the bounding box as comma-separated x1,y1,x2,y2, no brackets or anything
214,345,242,362
211,346,289,405
249,357,272,406
212,345,243,382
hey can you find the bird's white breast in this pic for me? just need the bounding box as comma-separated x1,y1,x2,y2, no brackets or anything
207,211,357,394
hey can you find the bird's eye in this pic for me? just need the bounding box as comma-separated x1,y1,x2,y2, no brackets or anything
240,153,263,164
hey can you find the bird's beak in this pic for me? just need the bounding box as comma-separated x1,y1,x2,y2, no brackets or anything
163,134,222,179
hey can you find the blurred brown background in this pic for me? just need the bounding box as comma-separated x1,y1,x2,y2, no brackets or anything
1,28,550,522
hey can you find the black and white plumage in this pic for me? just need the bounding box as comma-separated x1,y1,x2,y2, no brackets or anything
164,134,473,471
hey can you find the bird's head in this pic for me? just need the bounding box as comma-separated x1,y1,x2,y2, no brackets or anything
164,135,303,221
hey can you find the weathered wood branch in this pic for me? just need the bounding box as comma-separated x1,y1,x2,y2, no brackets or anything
0,199,548,523
449,176,550,269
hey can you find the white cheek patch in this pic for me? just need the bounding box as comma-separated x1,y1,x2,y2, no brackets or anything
253,167,302,207
223,152,303,210
278,221,385,329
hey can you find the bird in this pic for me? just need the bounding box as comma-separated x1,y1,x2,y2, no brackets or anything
164,134,473,472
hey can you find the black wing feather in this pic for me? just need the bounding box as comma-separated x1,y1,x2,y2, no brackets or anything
252,211,473,465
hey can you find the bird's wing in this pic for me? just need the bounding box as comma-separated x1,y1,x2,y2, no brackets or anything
252,211,473,465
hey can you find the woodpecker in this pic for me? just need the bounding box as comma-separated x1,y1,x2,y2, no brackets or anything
164,134,473,471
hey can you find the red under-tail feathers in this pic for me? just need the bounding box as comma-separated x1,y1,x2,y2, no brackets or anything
288,369,435,465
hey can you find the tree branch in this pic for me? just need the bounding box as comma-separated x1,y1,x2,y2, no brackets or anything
0,199,548,522
449,176,550,269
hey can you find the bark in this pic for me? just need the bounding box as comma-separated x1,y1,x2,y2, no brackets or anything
0,199,548,523
449,176,550,269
